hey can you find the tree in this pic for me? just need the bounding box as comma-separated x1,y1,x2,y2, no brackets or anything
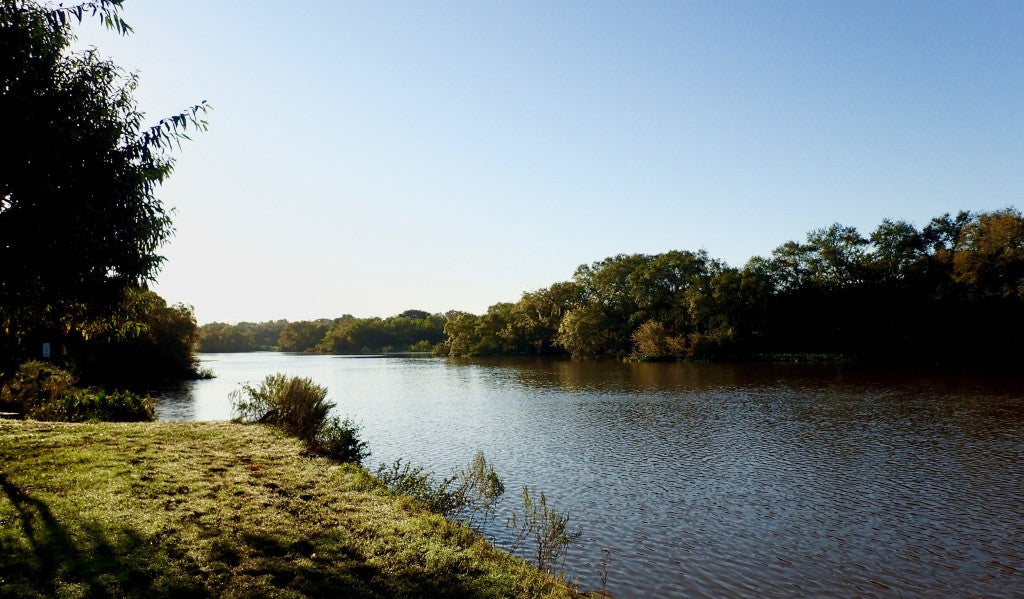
199,322,257,353
868,219,925,283
554,302,613,358
951,208,1024,297
0,0,208,359
804,224,868,288
437,305,521,357
507,281,580,355
768,240,814,291
278,320,330,353
78,289,202,383
439,311,479,357
922,210,973,257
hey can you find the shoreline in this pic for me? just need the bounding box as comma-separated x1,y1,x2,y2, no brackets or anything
0,420,582,598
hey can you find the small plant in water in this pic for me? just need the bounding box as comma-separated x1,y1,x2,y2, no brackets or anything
452,450,505,530
373,454,579,576
598,547,611,595
374,451,505,531
506,485,582,575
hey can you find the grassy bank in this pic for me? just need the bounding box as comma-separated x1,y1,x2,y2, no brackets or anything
0,420,578,598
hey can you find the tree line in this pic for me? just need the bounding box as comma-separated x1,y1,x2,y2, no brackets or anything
440,208,1024,364
204,208,1024,366
199,310,447,354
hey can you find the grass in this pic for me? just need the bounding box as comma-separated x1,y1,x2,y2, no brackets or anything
0,420,580,598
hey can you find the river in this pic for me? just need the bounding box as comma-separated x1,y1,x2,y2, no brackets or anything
155,353,1024,598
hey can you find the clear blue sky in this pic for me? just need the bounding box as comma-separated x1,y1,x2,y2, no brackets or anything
76,1,1024,323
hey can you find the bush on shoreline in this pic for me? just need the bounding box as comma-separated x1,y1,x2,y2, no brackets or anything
231,373,368,464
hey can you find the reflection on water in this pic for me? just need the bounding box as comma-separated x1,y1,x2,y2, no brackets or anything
156,354,1024,598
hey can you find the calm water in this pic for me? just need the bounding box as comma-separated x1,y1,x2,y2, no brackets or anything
157,353,1024,598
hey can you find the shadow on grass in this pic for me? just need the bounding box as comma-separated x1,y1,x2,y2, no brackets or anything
1,473,507,598
233,530,494,599
0,473,204,597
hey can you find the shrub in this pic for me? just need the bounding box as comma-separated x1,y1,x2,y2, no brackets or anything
231,373,368,464
0,360,76,409
375,459,461,515
313,416,369,464
231,374,329,438
27,388,155,422
630,320,688,361
407,339,433,352
0,361,155,421
452,451,505,529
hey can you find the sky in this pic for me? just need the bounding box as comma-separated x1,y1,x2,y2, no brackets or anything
74,1,1024,324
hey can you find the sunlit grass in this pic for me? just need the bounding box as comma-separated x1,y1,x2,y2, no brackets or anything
0,420,579,598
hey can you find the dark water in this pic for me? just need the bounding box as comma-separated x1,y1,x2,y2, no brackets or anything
157,354,1024,598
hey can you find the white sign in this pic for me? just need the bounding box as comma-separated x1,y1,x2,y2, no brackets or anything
42,342,51,358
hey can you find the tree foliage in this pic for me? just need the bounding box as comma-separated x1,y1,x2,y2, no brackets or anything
201,209,1024,366
75,289,202,384
199,311,446,355
0,0,208,363
435,208,1024,365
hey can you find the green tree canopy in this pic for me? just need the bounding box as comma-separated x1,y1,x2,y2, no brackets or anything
436,208,1024,364
0,0,208,355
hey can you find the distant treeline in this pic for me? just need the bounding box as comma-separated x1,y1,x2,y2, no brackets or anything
203,209,1024,365
199,310,446,354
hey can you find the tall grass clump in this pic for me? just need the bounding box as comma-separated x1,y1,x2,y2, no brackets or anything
0,360,155,421
231,373,368,464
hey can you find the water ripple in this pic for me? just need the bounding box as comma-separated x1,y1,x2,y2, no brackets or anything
158,356,1024,598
